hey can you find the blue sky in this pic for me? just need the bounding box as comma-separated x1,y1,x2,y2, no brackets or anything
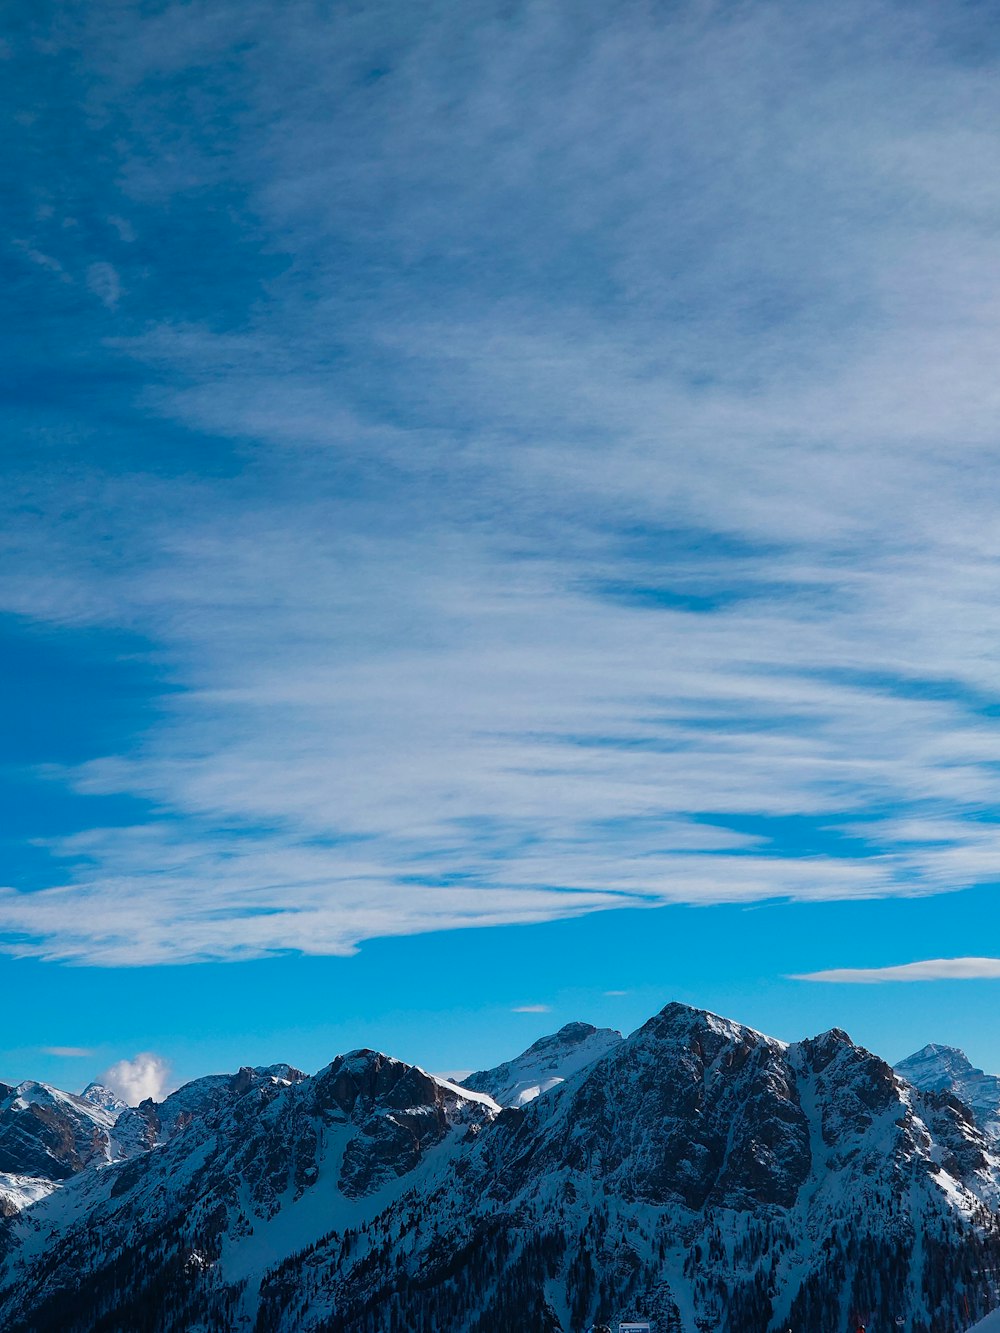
4,0,1000,1098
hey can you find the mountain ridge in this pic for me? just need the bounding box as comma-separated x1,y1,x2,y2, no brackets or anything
2,1003,1000,1332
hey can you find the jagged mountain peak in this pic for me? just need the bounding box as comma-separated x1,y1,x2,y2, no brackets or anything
313,1047,498,1119
810,1023,853,1044
797,1024,861,1070
0,1078,121,1186
3,1009,1000,1333
897,1042,1000,1143
898,1041,978,1082
638,998,784,1045
80,1083,129,1117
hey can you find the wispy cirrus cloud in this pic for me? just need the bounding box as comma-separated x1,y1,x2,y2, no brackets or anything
2,0,1000,965
792,958,1000,984
511,1005,551,1015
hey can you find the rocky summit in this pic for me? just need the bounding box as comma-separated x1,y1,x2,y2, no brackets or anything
897,1044,1000,1144
2,1004,1000,1332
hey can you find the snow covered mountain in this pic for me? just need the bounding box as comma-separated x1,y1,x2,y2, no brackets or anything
110,1062,307,1157
897,1044,1000,1141
0,1049,498,1330
2,1006,1000,1332
462,1020,622,1106
79,1083,129,1119
0,1079,122,1181
0,1064,308,1219
0,1078,127,1217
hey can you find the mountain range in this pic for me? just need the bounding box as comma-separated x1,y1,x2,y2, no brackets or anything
2,1007,1000,1332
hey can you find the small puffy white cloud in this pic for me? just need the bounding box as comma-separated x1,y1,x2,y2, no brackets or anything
99,1052,172,1105
791,957,1000,984
512,1004,551,1013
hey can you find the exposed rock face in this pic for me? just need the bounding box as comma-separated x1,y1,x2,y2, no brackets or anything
0,1082,118,1181
308,1050,495,1198
110,1062,308,1160
480,1004,811,1210
1,1006,1000,1333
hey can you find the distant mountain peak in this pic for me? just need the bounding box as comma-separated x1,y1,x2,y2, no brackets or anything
899,1042,976,1076
522,1020,612,1053
80,1082,129,1116
547,1019,600,1040
462,1019,622,1107
897,1042,1000,1142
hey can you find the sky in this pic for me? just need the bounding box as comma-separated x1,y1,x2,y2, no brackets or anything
4,0,1000,1100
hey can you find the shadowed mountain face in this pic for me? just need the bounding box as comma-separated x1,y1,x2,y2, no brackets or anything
2,1005,1000,1333
477,1006,812,1212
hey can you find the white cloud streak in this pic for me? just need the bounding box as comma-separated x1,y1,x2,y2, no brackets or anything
2,0,1000,963
512,1005,551,1014
792,958,1000,984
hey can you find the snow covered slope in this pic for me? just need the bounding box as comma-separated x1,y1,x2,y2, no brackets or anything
79,1083,129,1119
0,1048,497,1330
897,1044,1000,1140
2,1004,1000,1333
0,1078,131,1221
462,1020,622,1106
0,1064,309,1216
